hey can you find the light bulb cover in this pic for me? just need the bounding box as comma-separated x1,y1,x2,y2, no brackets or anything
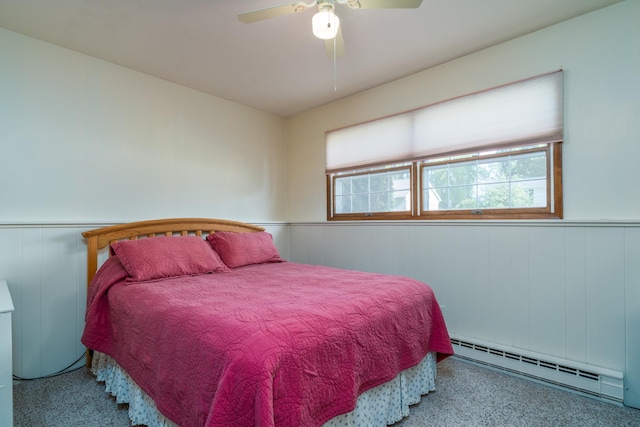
312,9,340,40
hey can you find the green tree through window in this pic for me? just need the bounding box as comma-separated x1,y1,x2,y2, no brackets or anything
423,149,547,211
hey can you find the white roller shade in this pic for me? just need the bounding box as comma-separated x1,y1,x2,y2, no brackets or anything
326,114,413,172
326,71,563,173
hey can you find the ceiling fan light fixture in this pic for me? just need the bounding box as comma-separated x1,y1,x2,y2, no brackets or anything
312,7,340,40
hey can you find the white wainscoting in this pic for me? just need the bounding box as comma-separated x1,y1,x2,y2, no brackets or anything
0,222,289,380
0,225,88,379
288,221,640,409
1,220,637,408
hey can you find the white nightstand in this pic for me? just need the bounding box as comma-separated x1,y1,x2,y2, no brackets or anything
0,281,14,427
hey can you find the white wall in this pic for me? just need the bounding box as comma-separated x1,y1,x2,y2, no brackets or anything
286,0,640,221
0,27,287,223
0,27,290,378
285,1,640,408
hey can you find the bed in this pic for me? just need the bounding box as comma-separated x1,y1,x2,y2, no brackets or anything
81,218,453,427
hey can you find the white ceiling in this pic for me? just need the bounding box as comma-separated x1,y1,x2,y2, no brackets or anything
0,0,622,117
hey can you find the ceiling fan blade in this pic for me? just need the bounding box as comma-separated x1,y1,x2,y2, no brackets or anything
238,3,301,24
325,26,345,59
357,0,423,9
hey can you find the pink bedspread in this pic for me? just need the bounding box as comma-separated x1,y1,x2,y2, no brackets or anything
82,258,453,427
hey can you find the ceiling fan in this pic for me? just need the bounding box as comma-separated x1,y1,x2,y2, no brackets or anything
238,0,424,58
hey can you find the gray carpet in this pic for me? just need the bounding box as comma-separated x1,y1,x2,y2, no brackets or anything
13,357,640,426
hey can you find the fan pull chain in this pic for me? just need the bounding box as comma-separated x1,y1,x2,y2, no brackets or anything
333,36,337,92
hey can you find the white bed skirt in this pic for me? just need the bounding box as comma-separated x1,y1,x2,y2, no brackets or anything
91,351,437,427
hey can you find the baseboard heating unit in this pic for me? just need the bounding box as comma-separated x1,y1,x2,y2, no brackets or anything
450,336,624,404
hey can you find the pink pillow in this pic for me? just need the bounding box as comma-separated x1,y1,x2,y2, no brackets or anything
206,231,285,269
111,235,230,282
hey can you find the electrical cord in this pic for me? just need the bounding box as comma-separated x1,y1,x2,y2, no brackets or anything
12,350,87,381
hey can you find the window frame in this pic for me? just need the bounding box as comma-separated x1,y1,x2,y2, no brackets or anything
327,142,562,221
327,164,416,220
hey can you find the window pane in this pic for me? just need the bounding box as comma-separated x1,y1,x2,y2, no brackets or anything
510,153,546,180
370,174,388,192
352,176,368,194
335,195,348,214
422,148,548,212
450,185,477,209
449,163,477,186
423,188,445,211
392,190,411,211
477,158,509,184
425,166,448,188
352,194,369,212
370,192,389,212
334,167,411,214
512,179,547,207
335,179,347,197
478,183,510,208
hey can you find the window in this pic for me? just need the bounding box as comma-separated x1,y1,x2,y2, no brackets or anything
326,71,563,220
420,144,560,219
333,165,413,218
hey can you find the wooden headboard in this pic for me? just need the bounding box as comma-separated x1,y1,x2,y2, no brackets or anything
82,218,265,288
